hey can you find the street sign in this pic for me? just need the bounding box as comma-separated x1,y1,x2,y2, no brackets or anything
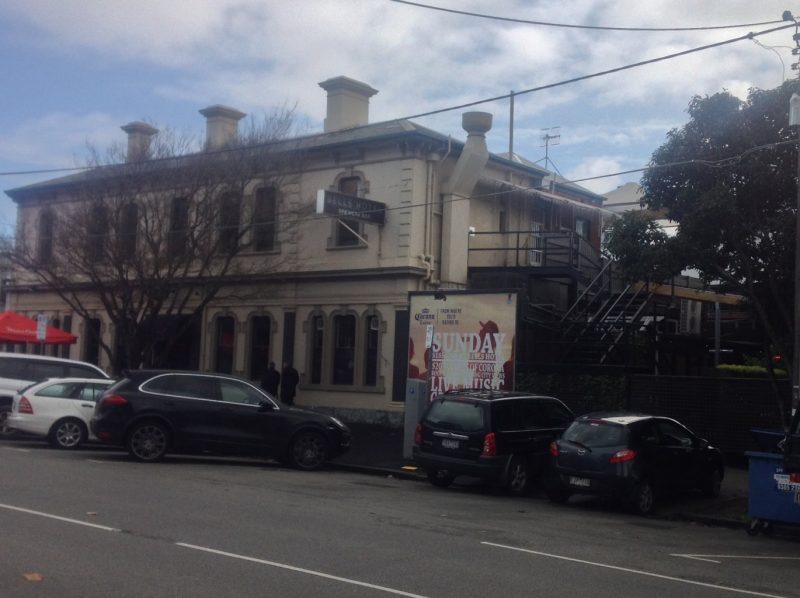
316,190,386,226
36,313,48,342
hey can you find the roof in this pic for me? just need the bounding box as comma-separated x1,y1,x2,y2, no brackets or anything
6,117,579,204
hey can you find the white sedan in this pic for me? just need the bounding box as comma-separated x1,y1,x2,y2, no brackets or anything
8,378,115,449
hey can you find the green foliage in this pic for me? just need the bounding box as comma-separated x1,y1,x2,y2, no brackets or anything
716,364,788,378
603,211,686,282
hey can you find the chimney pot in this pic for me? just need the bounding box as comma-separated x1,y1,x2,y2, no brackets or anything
199,105,246,150
121,121,158,162
318,76,378,132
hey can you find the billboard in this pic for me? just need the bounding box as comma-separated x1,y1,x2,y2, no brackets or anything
407,291,517,403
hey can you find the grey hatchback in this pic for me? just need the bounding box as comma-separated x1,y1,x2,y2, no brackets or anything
412,390,574,495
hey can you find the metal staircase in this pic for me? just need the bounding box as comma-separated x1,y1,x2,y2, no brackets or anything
559,261,654,366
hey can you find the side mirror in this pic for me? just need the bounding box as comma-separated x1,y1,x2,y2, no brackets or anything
695,437,709,449
258,401,275,412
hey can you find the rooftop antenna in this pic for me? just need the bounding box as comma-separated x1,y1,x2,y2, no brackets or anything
540,127,561,172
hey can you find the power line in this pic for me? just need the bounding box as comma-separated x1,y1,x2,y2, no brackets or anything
0,23,794,181
389,0,786,32
402,22,795,120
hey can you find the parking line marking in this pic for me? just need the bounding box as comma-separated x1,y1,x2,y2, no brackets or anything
482,542,787,598
3,447,30,452
176,542,431,598
0,503,121,533
673,554,800,564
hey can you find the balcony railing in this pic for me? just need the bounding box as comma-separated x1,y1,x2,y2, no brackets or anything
467,230,601,278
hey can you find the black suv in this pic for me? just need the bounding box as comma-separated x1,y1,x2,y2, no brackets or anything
412,390,574,495
90,370,350,470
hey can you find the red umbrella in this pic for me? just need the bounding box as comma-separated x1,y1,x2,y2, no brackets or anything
0,312,77,345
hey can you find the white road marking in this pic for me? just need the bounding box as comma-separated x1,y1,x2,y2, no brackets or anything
673,554,800,564
483,542,787,598
3,447,30,452
176,542,432,598
0,502,121,532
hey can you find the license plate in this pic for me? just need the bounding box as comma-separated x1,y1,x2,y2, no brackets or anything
569,476,591,487
441,438,459,449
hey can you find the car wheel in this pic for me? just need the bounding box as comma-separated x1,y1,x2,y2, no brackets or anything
506,456,531,496
701,468,723,498
288,431,329,471
127,421,169,462
629,480,655,515
426,468,455,488
49,418,86,449
0,410,17,438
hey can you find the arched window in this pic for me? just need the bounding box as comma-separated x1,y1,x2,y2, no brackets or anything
332,314,356,385
364,314,379,386
215,316,235,374
310,314,324,384
168,197,189,257
248,315,272,380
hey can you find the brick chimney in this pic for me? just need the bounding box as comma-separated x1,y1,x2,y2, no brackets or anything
199,105,246,150
318,76,378,132
121,121,158,162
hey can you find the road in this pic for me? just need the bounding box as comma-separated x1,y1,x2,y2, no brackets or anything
1,437,799,597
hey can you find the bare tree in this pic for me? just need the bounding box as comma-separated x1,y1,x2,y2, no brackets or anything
10,109,311,372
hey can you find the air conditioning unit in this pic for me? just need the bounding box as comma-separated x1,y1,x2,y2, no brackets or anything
369,317,380,331
315,318,324,331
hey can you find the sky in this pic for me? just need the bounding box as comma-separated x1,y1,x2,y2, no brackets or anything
1,0,797,234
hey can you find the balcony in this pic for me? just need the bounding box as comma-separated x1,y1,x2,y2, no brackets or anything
467,230,601,282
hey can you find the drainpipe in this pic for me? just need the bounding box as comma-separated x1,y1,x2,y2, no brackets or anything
440,112,492,287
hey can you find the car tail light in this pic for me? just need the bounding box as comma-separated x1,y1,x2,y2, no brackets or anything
482,432,497,457
610,449,636,463
100,394,128,407
791,473,800,484
549,441,559,457
414,423,422,447
18,396,33,414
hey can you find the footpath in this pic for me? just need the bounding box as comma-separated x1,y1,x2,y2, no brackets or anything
330,422,754,528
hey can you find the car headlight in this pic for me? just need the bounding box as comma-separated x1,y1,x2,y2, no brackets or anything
329,416,347,430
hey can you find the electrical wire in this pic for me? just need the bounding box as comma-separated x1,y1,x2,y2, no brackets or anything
389,0,786,32
0,23,794,181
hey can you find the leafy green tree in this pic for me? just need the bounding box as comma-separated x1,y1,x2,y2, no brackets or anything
606,82,799,425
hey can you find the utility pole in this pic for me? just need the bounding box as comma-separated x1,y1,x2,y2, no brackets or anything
790,12,800,417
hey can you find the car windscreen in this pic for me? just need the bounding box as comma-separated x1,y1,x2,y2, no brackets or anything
424,399,485,432
563,420,629,448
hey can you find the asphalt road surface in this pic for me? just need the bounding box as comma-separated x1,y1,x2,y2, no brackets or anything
2,437,799,598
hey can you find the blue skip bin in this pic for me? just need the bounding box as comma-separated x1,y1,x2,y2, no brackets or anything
746,450,800,536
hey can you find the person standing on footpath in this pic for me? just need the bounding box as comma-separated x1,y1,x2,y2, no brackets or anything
260,361,280,397
280,361,300,406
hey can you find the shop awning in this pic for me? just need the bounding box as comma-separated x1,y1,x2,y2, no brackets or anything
0,312,77,345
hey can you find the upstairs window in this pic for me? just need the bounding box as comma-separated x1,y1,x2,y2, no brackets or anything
37,210,54,264
253,186,277,251
86,205,109,261
118,202,138,259
218,192,241,254
168,197,189,258
335,176,362,247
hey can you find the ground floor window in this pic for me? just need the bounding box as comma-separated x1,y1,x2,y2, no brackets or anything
249,316,271,380
215,316,235,374
307,310,382,389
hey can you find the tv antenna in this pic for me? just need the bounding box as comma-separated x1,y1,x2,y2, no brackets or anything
540,127,561,172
